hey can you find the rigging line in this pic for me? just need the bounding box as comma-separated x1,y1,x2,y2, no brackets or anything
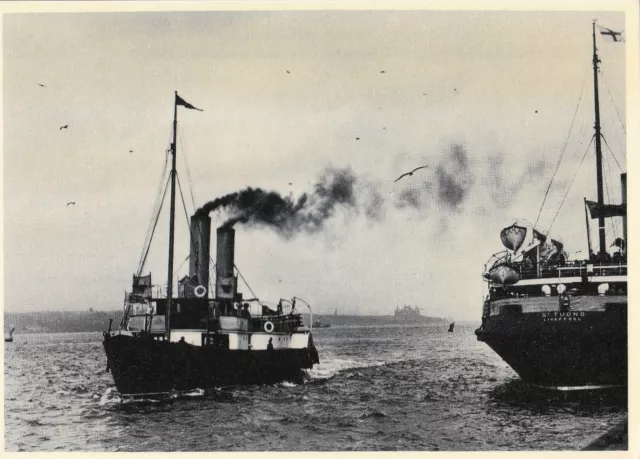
547,136,594,237
600,68,627,134
234,264,260,301
176,173,193,230
208,258,217,295
137,170,169,277
178,128,197,211
601,135,624,171
603,159,621,238
177,172,204,283
173,255,190,280
137,149,171,273
533,68,588,229
137,175,171,276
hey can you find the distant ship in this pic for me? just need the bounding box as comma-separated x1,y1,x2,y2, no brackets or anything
314,318,331,329
4,326,15,343
103,93,319,397
475,23,627,391
394,305,425,321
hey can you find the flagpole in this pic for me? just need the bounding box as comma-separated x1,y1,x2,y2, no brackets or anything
165,91,179,341
592,21,606,255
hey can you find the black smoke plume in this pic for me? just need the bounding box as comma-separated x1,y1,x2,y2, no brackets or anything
394,142,472,212
394,143,550,216
196,166,373,237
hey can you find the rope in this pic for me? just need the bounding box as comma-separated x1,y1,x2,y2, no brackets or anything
601,135,624,171
234,264,259,300
176,174,192,230
547,136,594,237
602,158,621,239
173,255,190,281
137,175,171,276
179,128,197,211
600,68,627,134
209,258,217,295
533,64,588,230
136,149,170,275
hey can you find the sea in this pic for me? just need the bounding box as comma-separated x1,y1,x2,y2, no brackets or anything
4,322,627,452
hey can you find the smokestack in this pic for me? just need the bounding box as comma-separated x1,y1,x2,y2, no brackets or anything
621,173,627,255
189,215,211,295
215,226,237,300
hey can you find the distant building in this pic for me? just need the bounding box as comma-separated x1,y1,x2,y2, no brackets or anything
394,305,423,321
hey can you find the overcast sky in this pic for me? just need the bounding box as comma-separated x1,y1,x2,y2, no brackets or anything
3,5,635,319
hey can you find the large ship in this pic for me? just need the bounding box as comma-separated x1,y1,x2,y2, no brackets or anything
475,22,627,391
103,93,319,397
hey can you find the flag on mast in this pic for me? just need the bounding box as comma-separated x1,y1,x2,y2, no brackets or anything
176,94,203,111
597,25,625,42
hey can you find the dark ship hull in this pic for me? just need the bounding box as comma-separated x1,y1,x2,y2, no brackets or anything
104,333,320,395
476,307,626,389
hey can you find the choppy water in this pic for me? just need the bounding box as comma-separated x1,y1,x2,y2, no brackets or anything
4,323,626,451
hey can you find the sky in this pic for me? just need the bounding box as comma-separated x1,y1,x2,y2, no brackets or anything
3,4,636,320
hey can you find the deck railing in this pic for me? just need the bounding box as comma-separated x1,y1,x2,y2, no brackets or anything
514,260,627,280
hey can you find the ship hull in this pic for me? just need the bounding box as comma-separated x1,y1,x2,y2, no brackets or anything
476,308,626,389
103,333,320,395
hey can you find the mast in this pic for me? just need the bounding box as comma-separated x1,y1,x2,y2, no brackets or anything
583,198,593,256
592,21,606,255
166,91,179,340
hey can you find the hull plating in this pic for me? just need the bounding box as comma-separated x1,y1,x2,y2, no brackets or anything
103,333,319,395
475,309,626,389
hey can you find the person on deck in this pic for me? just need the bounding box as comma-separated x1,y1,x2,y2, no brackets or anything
267,337,274,351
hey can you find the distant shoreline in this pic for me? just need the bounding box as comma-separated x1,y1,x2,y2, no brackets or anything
4,310,456,334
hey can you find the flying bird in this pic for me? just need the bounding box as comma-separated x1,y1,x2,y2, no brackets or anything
38,83,46,87
394,165,429,183
66,201,75,206
60,125,68,130
286,70,290,74
380,70,386,74
129,150,133,153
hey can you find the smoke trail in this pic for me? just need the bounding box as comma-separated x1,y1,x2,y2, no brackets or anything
434,143,474,211
393,142,472,212
394,143,551,215
196,166,378,237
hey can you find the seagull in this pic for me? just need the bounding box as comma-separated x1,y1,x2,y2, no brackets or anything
380,70,386,74
129,150,133,153
286,70,290,74
38,83,46,88
60,125,68,130
356,137,360,140
394,165,429,183
66,201,75,206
